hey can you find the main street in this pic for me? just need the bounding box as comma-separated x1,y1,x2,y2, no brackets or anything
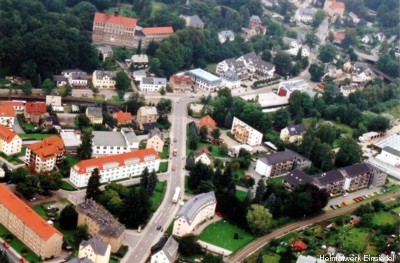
229,191,400,263
121,97,193,263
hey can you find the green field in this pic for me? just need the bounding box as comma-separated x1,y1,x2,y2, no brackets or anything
19,133,54,140
372,211,399,226
206,63,217,73
199,221,254,252
385,105,400,118
60,180,77,191
159,161,168,173
32,205,49,220
65,155,79,166
391,206,400,213
303,118,354,139
325,227,369,252
235,190,247,201
159,145,170,159
151,181,167,212
268,176,284,186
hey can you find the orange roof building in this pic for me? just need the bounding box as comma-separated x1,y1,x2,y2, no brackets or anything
114,110,132,124
324,0,345,17
25,135,65,173
0,100,25,111
142,27,174,35
293,240,308,251
199,115,216,130
169,74,193,92
0,125,22,155
70,148,160,187
333,32,346,43
0,105,16,128
0,184,63,259
24,102,47,125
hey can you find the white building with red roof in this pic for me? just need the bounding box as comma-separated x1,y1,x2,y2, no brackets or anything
323,0,345,17
0,105,15,127
24,101,47,125
0,125,22,155
25,135,65,173
69,148,160,187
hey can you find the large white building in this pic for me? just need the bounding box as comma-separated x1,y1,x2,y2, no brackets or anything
70,148,160,188
92,128,140,157
187,69,222,93
139,77,167,92
0,125,22,155
295,7,316,22
150,236,179,263
61,69,88,88
231,117,263,146
277,79,308,97
173,192,216,237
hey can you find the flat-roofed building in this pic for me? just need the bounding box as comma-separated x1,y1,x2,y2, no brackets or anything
92,128,139,157
231,117,263,146
173,192,216,237
77,199,125,253
70,148,160,187
139,77,167,92
187,68,222,93
0,184,63,259
60,130,81,154
277,80,308,97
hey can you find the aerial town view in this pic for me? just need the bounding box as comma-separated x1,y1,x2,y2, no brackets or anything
0,0,399,262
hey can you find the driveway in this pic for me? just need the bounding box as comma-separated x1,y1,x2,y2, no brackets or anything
13,117,24,134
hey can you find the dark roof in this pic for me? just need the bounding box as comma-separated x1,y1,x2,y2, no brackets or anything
151,236,179,261
339,163,370,178
66,258,93,263
49,113,60,126
314,170,344,186
80,236,109,256
258,149,296,165
142,123,157,132
287,124,306,136
283,169,313,188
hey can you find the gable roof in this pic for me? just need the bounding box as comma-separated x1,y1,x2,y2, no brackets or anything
286,124,306,136
177,192,216,224
0,125,17,143
80,236,110,256
314,170,344,186
284,169,314,188
142,27,174,35
293,240,307,251
195,146,211,158
333,32,345,40
0,184,62,240
25,102,46,115
330,0,345,9
188,15,204,27
0,105,15,117
86,107,103,119
151,236,179,261
199,115,216,129
339,163,370,178
94,12,137,28
114,110,132,124
259,149,296,165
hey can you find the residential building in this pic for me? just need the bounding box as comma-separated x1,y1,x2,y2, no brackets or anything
277,79,308,97
348,12,360,24
139,77,167,92
280,124,306,144
361,34,373,44
141,27,174,45
169,74,193,92
367,163,387,187
96,45,113,61
221,70,241,89
216,58,248,79
25,136,65,173
179,1,204,29
0,125,22,155
60,130,81,154
150,236,179,263
248,15,267,35
148,127,164,140
131,54,149,68
24,102,47,125
132,69,147,82
296,255,326,263
92,70,116,89
0,105,15,127
352,62,376,83
374,32,385,42
92,12,137,48
218,30,235,44
199,115,216,131
62,69,88,88
137,106,158,130
242,27,258,41
376,146,400,167
295,7,316,22
283,169,315,191
70,148,160,188
339,163,372,192
314,170,345,196
339,85,357,96
78,236,111,263
237,52,275,77
256,150,311,178
231,117,263,146
77,200,125,253
194,146,213,166
0,101,24,111
187,68,222,93
86,107,103,124
332,32,345,45
323,0,345,17
146,134,164,152
53,75,68,87
92,128,139,157
173,192,216,237
45,95,62,106
0,184,63,259
293,240,307,252
113,110,132,125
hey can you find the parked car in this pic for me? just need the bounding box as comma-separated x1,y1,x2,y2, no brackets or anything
171,166,176,171
2,242,10,249
156,225,161,230
20,258,28,263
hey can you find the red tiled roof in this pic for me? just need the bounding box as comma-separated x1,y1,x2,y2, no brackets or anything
0,105,15,117
199,115,216,130
28,136,64,160
293,240,308,251
142,27,174,35
73,148,160,174
25,102,46,115
195,146,211,158
114,110,132,124
170,75,193,85
334,32,345,40
94,12,137,28
0,184,63,240
0,101,24,107
331,1,345,9
0,125,17,143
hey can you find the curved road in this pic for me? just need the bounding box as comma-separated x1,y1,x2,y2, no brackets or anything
230,191,400,263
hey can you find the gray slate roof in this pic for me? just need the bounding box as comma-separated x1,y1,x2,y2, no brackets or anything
66,258,93,263
241,52,274,71
188,15,204,27
86,107,103,119
284,169,314,188
314,170,344,186
142,77,167,86
53,75,68,82
97,45,113,54
121,127,139,143
258,149,297,165
299,7,316,16
178,191,216,224
94,70,116,79
151,236,179,262
219,30,234,39
92,131,126,147
80,236,109,256
287,124,306,136
339,163,370,178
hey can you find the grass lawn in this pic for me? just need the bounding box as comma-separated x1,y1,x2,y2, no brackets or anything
19,133,53,140
186,141,229,159
110,258,120,263
199,221,254,252
365,245,379,256
385,105,400,118
107,96,124,105
372,211,399,226
233,169,245,180
65,155,79,166
342,228,369,251
32,205,49,220
0,151,23,164
268,176,284,186
303,118,354,138
159,161,168,173
263,253,281,263
60,180,77,191
206,63,217,73
391,206,400,213
235,190,247,201
151,181,167,212
159,145,170,159
139,140,147,150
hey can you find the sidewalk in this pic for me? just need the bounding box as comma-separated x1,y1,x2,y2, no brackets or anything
198,240,233,256
193,216,221,235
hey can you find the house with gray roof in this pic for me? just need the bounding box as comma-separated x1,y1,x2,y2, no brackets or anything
85,107,103,124
150,236,179,263
255,149,311,178
314,170,345,196
280,124,306,144
221,69,241,89
96,45,113,61
78,235,111,263
139,77,167,92
53,75,68,87
91,127,139,157
283,169,314,191
295,7,317,22
62,69,88,88
339,163,372,192
173,191,216,237
179,1,204,29
218,30,235,44
187,68,222,92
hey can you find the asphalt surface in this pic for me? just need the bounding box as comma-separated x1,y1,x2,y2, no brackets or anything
229,191,400,263
0,243,20,263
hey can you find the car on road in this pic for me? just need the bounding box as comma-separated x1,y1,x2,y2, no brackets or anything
29,197,36,202
172,166,176,171
20,258,28,263
156,225,161,230
342,192,348,197
173,138,177,142
2,242,10,249
342,201,347,206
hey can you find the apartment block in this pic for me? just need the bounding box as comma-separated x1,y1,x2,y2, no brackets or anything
231,117,263,146
0,125,22,155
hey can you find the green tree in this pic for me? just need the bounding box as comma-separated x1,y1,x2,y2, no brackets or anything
312,9,326,28
42,78,54,95
21,80,32,95
59,204,78,230
136,39,142,55
262,50,272,62
273,108,290,130
224,111,233,128
16,176,39,199
203,254,223,263
305,31,320,48
116,71,131,91
85,168,101,200
254,179,266,203
159,87,166,95
273,52,293,76
318,44,337,63
119,187,151,228
256,252,264,263
77,130,93,160
211,128,221,140
178,234,203,256
76,113,91,129
147,170,158,196
335,138,362,167
367,116,390,132
72,1,97,30
10,167,29,184
140,167,149,190
185,152,195,170
75,224,90,245
199,126,208,141
246,204,272,234
309,63,324,82
38,173,62,195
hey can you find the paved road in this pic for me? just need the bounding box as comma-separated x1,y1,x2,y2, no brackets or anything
121,97,195,263
229,191,400,263
0,242,20,263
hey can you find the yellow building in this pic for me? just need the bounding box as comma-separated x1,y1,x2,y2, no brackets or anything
92,70,116,89
146,134,164,152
